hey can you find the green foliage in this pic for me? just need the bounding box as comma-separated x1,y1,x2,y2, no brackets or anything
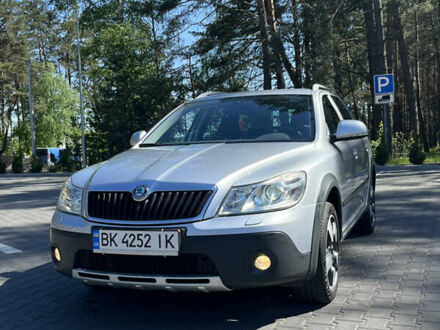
85,22,177,161
33,65,80,148
12,122,32,156
409,140,426,165
373,122,389,165
370,139,380,159
425,148,440,164
392,132,412,159
12,154,24,173
59,147,76,172
48,164,62,172
0,0,28,157
2,0,439,164
0,159,6,173
375,143,389,165
192,1,257,91
30,156,43,173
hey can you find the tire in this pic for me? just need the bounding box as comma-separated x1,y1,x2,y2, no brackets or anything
356,183,376,235
293,202,340,305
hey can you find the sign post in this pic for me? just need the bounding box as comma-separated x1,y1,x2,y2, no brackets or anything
26,60,36,156
374,74,394,154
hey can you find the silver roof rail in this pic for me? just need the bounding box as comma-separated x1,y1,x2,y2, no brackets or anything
312,84,332,92
195,91,227,99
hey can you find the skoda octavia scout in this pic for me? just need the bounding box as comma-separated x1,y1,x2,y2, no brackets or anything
51,85,376,304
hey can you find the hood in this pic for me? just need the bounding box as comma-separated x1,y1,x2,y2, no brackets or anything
76,142,313,191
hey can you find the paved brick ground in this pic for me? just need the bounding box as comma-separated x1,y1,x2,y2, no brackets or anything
0,166,439,330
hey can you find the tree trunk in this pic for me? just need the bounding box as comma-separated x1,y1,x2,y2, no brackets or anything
373,0,386,74
344,41,359,119
0,125,9,157
385,2,395,146
265,0,285,89
389,0,417,135
413,9,429,151
373,0,392,152
303,34,311,87
151,15,161,79
256,0,272,90
66,51,72,87
292,0,302,87
431,12,440,145
385,3,394,73
187,55,196,99
373,0,389,144
332,47,343,95
266,0,299,87
392,39,403,134
363,0,381,139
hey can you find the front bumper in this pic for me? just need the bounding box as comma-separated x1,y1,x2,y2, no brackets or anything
50,227,311,290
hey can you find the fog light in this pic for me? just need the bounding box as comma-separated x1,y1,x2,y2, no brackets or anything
54,247,61,262
254,254,271,271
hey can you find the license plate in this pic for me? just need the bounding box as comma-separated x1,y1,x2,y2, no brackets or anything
92,228,180,256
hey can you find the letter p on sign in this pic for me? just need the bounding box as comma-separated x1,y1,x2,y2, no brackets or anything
374,74,394,95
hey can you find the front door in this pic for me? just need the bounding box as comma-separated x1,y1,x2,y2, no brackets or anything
329,95,370,232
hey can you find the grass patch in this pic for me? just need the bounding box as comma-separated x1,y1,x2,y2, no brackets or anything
425,150,440,164
387,157,410,165
386,149,440,165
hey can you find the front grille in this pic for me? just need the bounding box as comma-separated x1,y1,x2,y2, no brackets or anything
74,250,219,276
88,190,212,221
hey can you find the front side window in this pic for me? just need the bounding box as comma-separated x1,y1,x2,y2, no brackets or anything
322,95,341,134
142,95,315,145
331,96,352,120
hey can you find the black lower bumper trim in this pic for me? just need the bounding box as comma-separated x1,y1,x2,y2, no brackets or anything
50,228,311,289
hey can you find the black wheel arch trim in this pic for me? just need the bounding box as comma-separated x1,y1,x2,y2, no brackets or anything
306,173,341,280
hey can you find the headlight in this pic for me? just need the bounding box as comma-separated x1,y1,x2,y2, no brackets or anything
218,171,306,216
57,178,83,215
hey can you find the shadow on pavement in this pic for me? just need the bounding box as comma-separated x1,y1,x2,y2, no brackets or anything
0,263,319,330
0,187,61,210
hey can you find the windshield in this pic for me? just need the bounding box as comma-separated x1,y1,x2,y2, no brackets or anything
141,95,315,146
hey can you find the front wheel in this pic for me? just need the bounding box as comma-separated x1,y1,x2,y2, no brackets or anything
293,202,340,304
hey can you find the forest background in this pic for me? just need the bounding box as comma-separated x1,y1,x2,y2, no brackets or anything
1,0,440,170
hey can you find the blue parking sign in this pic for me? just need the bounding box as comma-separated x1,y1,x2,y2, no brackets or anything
374,74,394,94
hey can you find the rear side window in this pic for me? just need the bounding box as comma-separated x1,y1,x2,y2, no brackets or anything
322,96,341,134
331,96,352,120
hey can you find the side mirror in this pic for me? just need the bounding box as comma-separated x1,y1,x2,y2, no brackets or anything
331,120,368,142
130,130,147,146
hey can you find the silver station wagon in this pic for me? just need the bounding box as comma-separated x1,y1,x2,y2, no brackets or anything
51,85,376,304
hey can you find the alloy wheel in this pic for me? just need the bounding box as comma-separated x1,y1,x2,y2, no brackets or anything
369,185,376,226
326,214,339,292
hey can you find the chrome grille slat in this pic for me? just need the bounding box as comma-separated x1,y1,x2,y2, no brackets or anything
88,190,212,221
165,191,179,219
187,191,202,218
197,192,212,215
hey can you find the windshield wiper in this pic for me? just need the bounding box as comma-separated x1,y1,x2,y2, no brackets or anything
139,143,161,148
139,142,193,147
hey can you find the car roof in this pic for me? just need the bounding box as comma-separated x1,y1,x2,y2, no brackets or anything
187,88,317,103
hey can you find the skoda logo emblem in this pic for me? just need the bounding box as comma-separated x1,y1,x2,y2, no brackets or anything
132,184,149,202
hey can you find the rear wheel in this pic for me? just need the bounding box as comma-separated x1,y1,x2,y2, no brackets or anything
293,202,340,304
356,183,376,235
